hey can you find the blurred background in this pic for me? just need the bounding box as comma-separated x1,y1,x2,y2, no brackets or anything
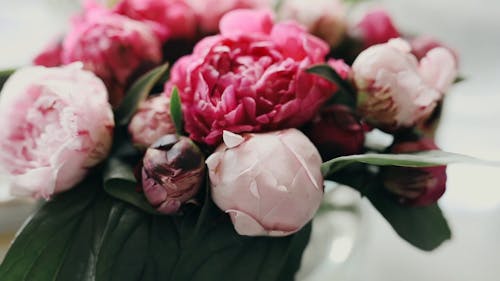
0,0,499,280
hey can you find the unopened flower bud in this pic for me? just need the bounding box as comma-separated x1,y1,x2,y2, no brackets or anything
142,134,205,214
206,129,324,237
128,95,176,149
383,138,446,206
305,105,365,161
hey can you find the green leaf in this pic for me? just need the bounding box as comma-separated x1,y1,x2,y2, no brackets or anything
366,184,452,251
327,165,451,251
0,175,113,281
0,175,312,281
170,87,184,135
114,63,169,126
321,150,496,178
307,64,356,103
0,69,16,91
103,157,160,215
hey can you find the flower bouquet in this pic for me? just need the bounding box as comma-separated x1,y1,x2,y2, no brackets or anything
0,0,483,280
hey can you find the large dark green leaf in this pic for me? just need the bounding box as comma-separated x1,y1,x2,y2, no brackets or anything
327,164,451,251
0,175,113,281
0,69,16,91
114,63,169,126
0,175,312,281
103,157,160,215
366,184,452,251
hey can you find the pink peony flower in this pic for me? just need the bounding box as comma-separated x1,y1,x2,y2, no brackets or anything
305,105,365,161
142,134,205,214
62,6,162,106
384,138,446,206
352,38,456,130
0,63,114,199
277,0,347,47
128,95,176,148
356,8,400,47
113,0,198,41
206,129,323,236
165,9,336,146
187,0,272,34
33,39,63,67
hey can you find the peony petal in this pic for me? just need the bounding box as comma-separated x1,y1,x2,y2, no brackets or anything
222,130,245,148
226,209,268,236
419,47,458,93
279,133,321,190
9,167,57,199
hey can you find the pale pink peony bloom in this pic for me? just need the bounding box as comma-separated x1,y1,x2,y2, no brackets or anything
113,0,198,41
384,138,446,206
352,38,456,130
356,8,400,47
206,129,324,237
62,6,162,106
187,0,272,34
165,9,336,146
128,95,176,148
277,0,347,47
142,134,205,214
0,63,114,199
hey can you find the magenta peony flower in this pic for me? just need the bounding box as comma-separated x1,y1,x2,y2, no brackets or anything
277,0,347,47
0,63,114,199
352,38,457,130
384,138,446,206
165,9,337,145
113,0,198,41
206,129,323,236
187,0,271,34
142,135,205,214
61,6,162,106
305,105,365,161
128,95,176,148
356,8,400,47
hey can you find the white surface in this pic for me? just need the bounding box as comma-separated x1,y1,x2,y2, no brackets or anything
348,1,500,281
0,0,500,280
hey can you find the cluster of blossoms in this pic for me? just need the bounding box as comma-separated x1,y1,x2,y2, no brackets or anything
0,1,459,236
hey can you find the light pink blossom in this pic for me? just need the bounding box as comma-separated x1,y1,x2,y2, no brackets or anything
128,95,176,148
206,129,323,236
0,63,114,199
352,38,456,130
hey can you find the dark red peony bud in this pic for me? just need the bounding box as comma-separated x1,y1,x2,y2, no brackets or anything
305,105,365,161
383,137,447,206
142,134,205,214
